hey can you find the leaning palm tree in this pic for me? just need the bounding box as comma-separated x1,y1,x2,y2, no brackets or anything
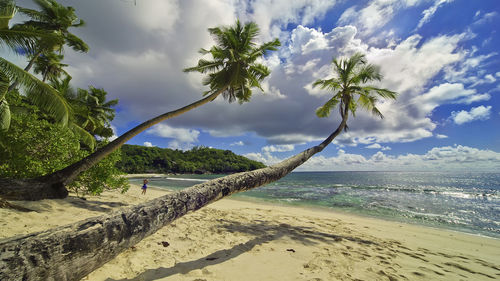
0,20,281,200
0,0,69,130
0,53,397,281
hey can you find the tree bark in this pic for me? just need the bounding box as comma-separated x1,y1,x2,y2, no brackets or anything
0,88,226,201
0,115,347,281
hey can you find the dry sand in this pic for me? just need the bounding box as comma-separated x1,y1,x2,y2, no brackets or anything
1,185,499,281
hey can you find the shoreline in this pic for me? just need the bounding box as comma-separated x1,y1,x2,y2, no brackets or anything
129,173,499,240
1,185,498,280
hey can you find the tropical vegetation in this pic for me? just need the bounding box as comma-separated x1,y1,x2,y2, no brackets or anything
0,51,399,281
0,18,281,201
118,144,265,174
0,0,125,197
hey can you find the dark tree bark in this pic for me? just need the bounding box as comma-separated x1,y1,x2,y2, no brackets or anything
0,115,347,281
0,88,226,201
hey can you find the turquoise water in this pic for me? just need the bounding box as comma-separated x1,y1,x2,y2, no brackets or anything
130,171,500,238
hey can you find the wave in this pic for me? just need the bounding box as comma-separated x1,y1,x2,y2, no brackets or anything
322,184,499,199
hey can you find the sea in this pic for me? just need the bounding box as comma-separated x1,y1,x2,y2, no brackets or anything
129,171,500,239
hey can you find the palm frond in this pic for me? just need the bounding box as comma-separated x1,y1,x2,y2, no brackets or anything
0,70,10,129
0,99,10,130
362,86,397,100
69,121,96,151
312,78,341,91
64,32,88,52
316,97,340,118
0,57,69,125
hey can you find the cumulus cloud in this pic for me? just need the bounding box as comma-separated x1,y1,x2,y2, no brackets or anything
262,144,295,153
436,134,448,139
365,143,391,150
451,105,492,125
146,124,200,149
12,0,496,155
296,145,500,171
143,142,154,147
230,141,245,146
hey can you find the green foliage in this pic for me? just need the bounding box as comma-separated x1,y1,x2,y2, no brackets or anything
0,113,84,178
68,142,129,197
183,20,280,103
16,0,89,54
117,145,266,174
313,52,397,122
0,111,127,196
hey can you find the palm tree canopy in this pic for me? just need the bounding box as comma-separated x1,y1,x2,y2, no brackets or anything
183,20,281,103
16,0,88,53
0,1,69,129
33,51,69,82
0,0,60,54
313,52,397,122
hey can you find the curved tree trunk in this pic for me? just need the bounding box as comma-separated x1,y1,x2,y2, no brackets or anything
0,88,226,201
0,114,348,281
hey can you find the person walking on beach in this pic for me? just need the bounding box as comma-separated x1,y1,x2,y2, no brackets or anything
142,179,149,195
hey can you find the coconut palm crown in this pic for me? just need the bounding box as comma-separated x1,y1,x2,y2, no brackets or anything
0,0,69,130
183,20,280,103
313,53,397,129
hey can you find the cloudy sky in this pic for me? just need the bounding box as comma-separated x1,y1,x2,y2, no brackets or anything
9,0,500,171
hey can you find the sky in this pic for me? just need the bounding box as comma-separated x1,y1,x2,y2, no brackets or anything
6,0,500,171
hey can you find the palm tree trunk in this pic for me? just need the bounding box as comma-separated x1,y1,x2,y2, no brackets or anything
0,114,348,281
7,50,42,92
0,88,226,201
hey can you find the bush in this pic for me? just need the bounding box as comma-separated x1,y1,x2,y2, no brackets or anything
0,113,128,196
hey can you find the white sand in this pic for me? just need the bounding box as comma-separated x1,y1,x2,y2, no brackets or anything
1,186,498,281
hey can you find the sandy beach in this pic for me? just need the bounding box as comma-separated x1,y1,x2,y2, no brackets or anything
1,185,498,281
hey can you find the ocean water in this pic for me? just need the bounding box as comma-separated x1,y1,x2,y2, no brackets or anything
130,171,500,238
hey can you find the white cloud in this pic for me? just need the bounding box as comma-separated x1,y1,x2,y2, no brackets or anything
473,11,498,26
451,105,492,125
436,134,448,139
245,0,338,41
337,0,419,36
244,152,282,166
365,143,391,150
295,145,500,171
146,124,200,149
14,0,494,152
416,0,455,29
415,83,487,113
143,141,154,147
230,141,245,146
262,144,295,153
496,72,500,78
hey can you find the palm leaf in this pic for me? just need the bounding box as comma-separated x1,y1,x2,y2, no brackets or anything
0,57,69,126
69,122,96,151
0,99,10,130
316,97,340,118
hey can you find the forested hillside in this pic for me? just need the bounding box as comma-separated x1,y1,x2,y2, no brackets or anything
117,145,266,174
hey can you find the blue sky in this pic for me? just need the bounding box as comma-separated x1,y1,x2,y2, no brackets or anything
8,0,500,171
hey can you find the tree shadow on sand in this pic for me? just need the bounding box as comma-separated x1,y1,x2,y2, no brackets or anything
106,219,378,281
62,196,129,213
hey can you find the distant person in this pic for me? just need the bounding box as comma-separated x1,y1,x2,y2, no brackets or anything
142,179,149,195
